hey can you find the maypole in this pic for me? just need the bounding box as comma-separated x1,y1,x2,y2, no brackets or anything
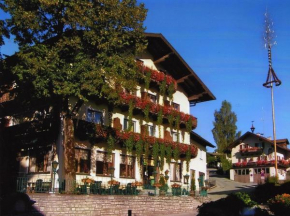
262,11,281,178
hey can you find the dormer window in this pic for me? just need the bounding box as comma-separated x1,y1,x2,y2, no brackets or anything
172,102,180,111
87,109,103,124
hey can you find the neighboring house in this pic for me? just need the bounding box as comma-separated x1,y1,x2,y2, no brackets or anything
190,131,215,189
226,131,290,183
0,33,215,193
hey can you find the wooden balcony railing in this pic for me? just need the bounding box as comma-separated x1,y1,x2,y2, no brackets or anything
239,147,263,156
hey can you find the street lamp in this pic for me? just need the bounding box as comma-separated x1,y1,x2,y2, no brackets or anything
109,166,115,195
51,161,59,193
184,174,190,195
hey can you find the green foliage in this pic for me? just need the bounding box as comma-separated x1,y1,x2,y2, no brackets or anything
159,143,166,171
128,100,134,130
135,140,143,162
235,192,257,207
125,136,134,154
268,194,290,216
207,154,217,164
220,156,232,172
168,113,174,129
0,19,9,57
190,177,196,191
175,114,180,130
266,176,279,184
144,71,151,90
212,100,241,153
165,145,172,165
167,83,175,101
159,79,167,96
107,135,115,156
185,117,193,133
159,175,168,191
185,149,191,172
157,109,163,137
143,104,150,122
152,142,159,167
173,147,179,163
144,142,149,164
1,0,147,103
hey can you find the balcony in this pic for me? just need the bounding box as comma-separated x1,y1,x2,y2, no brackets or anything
233,159,290,168
239,147,263,156
74,119,198,158
119,92,197,130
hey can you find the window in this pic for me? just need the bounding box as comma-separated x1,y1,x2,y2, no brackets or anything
171,131,179,142
96,151,114,175
29,148,51,173
147,125,155,137
148,93,157,103
87,109,103,124
75,149,90,173
172,102,180,111
120,155,135,178
170,163,181,182
124,119,136,132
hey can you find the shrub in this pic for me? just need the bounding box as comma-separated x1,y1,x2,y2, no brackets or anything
267,193,290,216
190,178,196,191
265,176,278,184
235,192,257,207
197,193,244,216
252,182,278,203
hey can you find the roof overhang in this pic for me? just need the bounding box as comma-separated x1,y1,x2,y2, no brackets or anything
144,33,216,105
190,131,215,148
226,132,290,153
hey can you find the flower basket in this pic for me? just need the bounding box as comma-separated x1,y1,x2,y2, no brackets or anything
171,183,181,188
81,178,94,184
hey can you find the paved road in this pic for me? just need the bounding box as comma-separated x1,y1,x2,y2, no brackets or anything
207,175,257,201
167,175,258,216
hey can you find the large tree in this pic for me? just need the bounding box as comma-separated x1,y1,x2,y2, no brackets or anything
1,0,147,189
212,100,241,153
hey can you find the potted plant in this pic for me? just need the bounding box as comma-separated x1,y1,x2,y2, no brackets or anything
190,177,196,197
159,175,167,196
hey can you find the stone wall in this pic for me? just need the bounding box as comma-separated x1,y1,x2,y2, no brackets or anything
29,194,200,216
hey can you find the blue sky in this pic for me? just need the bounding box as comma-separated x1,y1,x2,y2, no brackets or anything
1,1,290,151
141,0,290,150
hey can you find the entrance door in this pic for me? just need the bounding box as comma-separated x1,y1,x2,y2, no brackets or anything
143,165,154,186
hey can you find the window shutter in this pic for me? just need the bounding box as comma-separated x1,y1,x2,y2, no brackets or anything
113,118,122,130
141,92,148,100
164,130,173,141
141,125,147,136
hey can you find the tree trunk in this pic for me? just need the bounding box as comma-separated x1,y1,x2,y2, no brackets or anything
63,116,76,193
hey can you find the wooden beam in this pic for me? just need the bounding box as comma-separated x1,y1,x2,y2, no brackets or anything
176,75,191,84
153,52,174,64
188,93,205,101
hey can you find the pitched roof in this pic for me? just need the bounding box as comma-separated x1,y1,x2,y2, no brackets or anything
190,131,215,148
144,33,216,105
226,131,290,153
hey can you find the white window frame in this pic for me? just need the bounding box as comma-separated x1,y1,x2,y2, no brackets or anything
124,118,136,132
